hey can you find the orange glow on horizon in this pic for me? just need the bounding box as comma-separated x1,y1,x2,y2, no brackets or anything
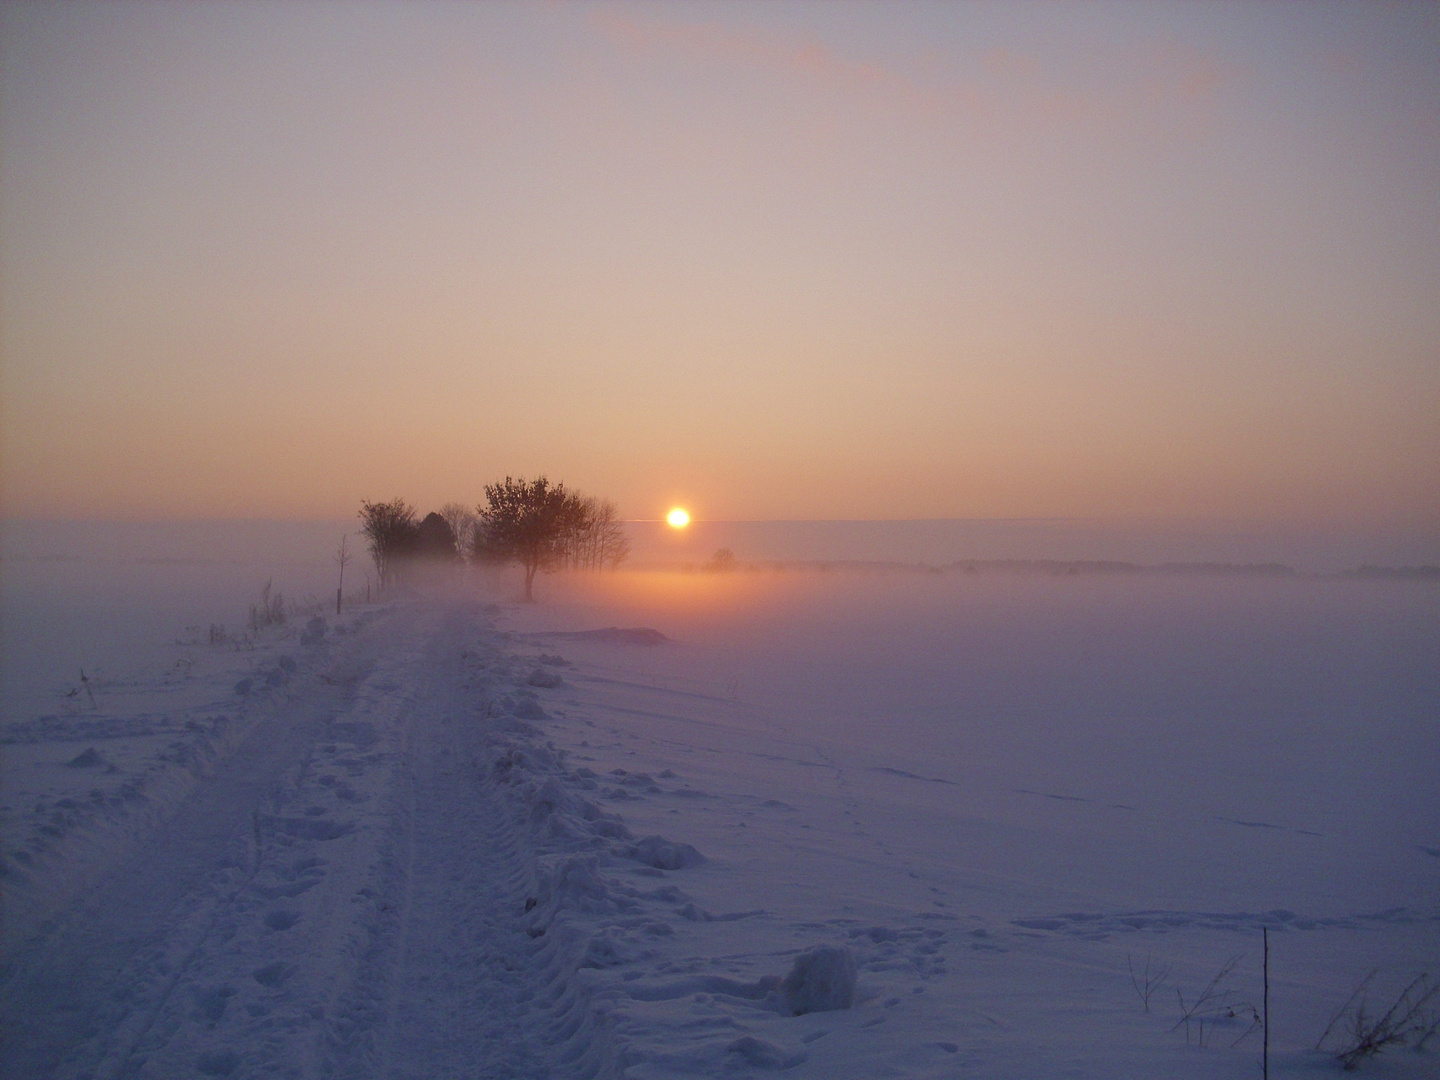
1,5,1435,529
667,508,691,528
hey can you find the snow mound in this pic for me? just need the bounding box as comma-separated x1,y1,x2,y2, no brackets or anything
781,945,858,1015
512,697,546,720
536,854,625,915
299,616,327,646
630,835,705,870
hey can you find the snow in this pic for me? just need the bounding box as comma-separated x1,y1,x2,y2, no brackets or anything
1,550,1437,1078
780,946,859,1015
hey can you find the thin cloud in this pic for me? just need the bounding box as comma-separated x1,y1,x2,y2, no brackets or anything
588,5,1242,146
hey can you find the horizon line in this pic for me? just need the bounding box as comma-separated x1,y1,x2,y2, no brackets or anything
4,515,1436,529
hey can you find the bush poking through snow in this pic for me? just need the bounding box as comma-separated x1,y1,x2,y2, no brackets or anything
1127,953,1170,1013
781,945,858,1015
1317,971,1440,1069
248,580,286,634
1169,956,1260,1048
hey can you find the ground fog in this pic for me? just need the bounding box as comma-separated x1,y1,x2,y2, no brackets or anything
510,568,1440,920
2,524,1436,1078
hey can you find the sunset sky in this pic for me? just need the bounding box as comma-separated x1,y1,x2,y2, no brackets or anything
2,1,1437,524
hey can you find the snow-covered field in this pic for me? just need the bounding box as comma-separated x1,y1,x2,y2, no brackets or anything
2,553,1437,1078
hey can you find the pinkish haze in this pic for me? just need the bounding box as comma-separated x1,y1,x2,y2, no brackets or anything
1,1,1436,525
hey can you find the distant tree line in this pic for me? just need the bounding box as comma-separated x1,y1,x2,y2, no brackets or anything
358,476,629,601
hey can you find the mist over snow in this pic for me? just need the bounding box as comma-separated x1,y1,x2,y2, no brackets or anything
623,518,1440,574
518,567,1440,917
1,520,1437,1078
4,1,1437,1072
1,521,350,719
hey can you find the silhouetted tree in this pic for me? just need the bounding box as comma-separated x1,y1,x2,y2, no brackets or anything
474,476,582,601
438,501,478,560
412,512,460,563
335,535,353,614
596,501,631,569
708,548,737,571
358,498,418,589
561,496,631,571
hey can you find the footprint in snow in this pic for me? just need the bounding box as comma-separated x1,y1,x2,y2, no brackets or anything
264,909,300,931
192,985,237,1022
253,962,293,987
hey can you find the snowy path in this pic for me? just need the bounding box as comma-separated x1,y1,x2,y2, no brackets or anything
5,586,1436,1080
0,676,331,1078
357,608,614,1080
0,603,623,1079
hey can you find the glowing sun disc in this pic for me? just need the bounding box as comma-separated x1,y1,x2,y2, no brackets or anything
666,508,691,528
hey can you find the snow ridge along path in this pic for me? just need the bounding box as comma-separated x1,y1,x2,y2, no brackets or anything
1,601,644,1079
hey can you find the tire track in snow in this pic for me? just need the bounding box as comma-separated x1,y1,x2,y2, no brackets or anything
327,603,625,1079
0,605,411,1078
0,660,340,1078
5,599,726,1079
353,607,552,1078
363,698,549,1078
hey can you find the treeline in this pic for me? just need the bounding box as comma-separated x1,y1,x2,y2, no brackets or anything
358,476,629,600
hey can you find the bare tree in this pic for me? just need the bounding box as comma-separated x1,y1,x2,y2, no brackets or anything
336,534,353,614
557,495,594,570
556,496,630,571
588,498,631,570
438,501,477,560
474,476,582,601
561,496,595,570
358,498,418,590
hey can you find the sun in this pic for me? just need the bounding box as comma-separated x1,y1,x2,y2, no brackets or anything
666,508,691,528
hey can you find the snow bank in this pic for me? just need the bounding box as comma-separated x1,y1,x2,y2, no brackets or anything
781,945,858,1015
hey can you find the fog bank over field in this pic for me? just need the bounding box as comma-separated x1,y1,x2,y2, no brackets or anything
4,517,1436,574
1,521,349,721
2,517,1437,1076
625,518,1439,573
3,516,1436,723
518,568,1440,902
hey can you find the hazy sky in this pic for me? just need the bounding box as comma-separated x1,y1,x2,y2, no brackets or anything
2,1,1437,523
